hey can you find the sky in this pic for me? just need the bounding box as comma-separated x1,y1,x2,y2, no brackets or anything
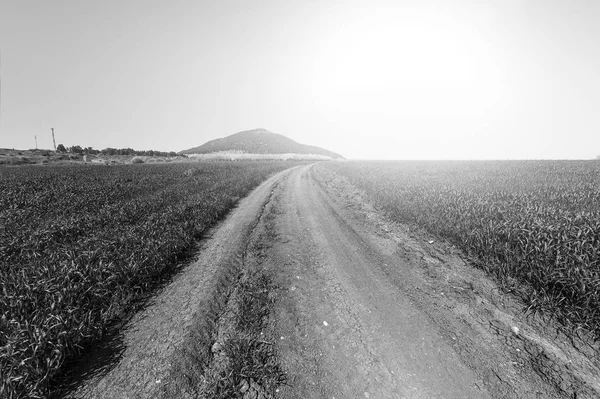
0,0,599,160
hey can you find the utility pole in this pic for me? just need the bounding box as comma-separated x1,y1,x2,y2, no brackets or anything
51,128,56,152
35,135,38,149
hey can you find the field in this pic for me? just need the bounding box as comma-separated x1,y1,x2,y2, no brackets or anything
325,161,600,337
0,161,298,399
4,159,600,398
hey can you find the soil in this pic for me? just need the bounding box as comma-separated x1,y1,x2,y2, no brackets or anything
71,163,600,398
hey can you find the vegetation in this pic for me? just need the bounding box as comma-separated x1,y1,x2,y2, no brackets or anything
199,266,286,399
201,203,286,399
56,143,179,157
325,160,600,337
0,161,296,398
162,183,286,398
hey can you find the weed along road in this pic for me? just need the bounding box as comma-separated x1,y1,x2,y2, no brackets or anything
74,163,600,398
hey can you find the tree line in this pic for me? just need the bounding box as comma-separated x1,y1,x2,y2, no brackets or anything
56,144,179,157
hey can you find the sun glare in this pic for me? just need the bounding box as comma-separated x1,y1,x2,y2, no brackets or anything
309,3,511,158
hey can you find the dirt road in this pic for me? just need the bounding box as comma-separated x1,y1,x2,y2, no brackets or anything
73,163,600,398
269,165,488,398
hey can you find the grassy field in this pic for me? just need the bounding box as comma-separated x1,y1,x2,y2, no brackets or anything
0,161,297,399
324,160,600,338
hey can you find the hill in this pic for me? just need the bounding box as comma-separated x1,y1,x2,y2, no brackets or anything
180,129,344,159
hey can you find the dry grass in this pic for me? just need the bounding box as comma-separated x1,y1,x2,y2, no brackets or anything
188,151,334,161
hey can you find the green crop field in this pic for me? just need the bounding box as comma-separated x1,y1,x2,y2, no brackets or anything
324,160,600,338
0,161,297,399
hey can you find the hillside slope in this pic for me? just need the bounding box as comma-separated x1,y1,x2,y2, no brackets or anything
180,128,344,159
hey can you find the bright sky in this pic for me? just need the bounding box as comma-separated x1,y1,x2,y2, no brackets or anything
1,0,599,160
